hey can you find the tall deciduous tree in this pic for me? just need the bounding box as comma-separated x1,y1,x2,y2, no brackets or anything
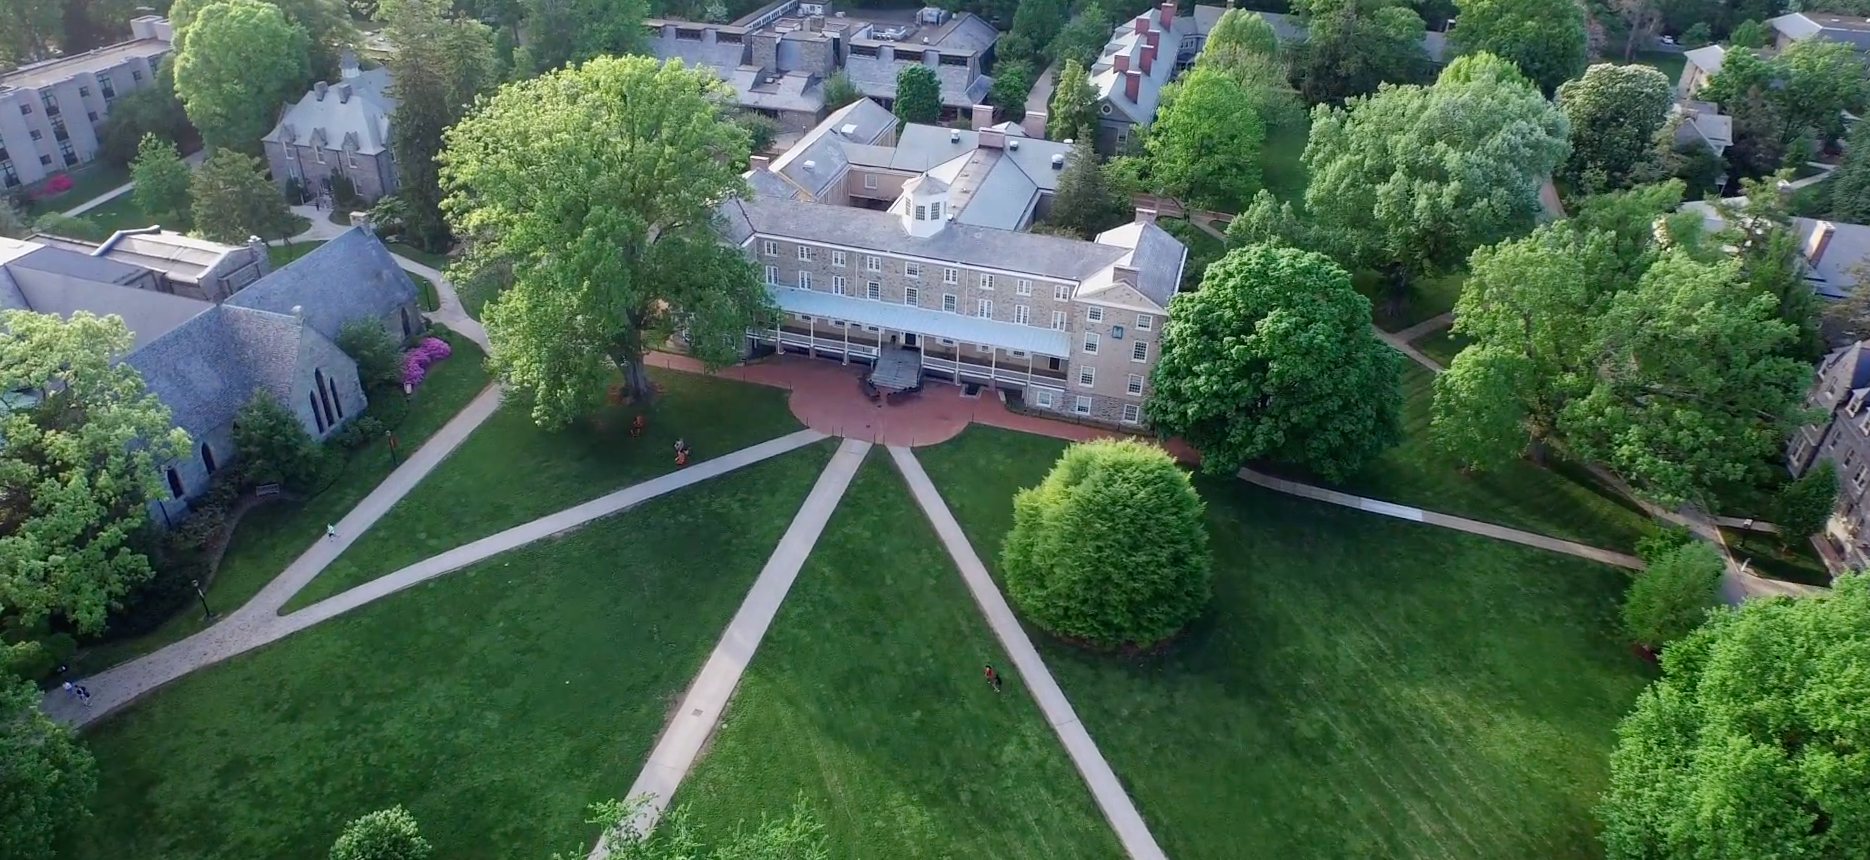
132,134,192,228
0,0,62,68
1047,2,1113,72
1291,0,1432,104
190,151,297,243
1149,244,1402,479
518,0,648,74
171,0,355,79
822,70,860,111
1774,461,1836,546
383,0,496,252
1304,53,1569,292
1144,67,1265,211
1621,541,1723,650
1609,0,1664,60
1556,64,1674,193
1001,439,1211,649
1045,141,1129,238
0,311,189,633
1448,0,1587,92
1046,59,1098,145
987,60,1033,122
441,57,771,427
1195,10,1302,131
1828,120,1870,224
172,0,312,152
893,64,941,127
0,676,97,860
233,392,323,488
1598,573,1870,859
99,63,196,167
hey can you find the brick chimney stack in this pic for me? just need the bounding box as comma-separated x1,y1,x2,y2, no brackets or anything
1141,43,1156,73
1114,52,1130,73
1159,1,1176,28
1124,69,1141,102
1133,14,1151,35
1808,221,1838,265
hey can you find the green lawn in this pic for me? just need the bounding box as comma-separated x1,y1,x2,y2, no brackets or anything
1323,361,1656,551
1631,51,1686,86
407,272,439,311
1263,115,1310,204
1723,527,1834,586
1411,326,1469,368
1356,270,1467,332
71,192,169,234
917,427,1653,860
674,453,1122,859
285,369,803,609
23,162,131,216
68,443,837,860
76,331,490,672
387,241,451,271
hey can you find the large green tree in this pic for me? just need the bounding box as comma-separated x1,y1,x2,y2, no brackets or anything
1045,141,1129,238
518,0,648,74
1599,573,1870,859
171,0,354,79
0,675,97,860
1149,244,1402,479
1001,439,1211,650
1556,64,1675,194
1774,37,1867,145
1774,462,1836,547
382,0,496,253
172,0,312,152
1195,8,1300,128
1144,66,1265,211
1304,53,1569,295
1448,0,1587,92
1292,0,1432,104
441,56,771,427
190,151,298,243
1829,120,1870,224
1046,59,1098,145
98,63,196,167
0,0,62,69
1621,541,1723,650
131,134,192,228
0,311,188,633
1047,2,1113,72
893,64,941,127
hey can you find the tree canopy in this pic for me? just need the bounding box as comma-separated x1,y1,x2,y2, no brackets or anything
99,65,195,167
131,134,193,229
383,0,497,252
822,71,861,110
171,0,354,79
441,56,771,427
516,0,648,74
1775,462,1837,546
1621,541,1723,650
0,675,97,860
1046,59,1098,145
1291,0,1432,104
1149,244,1401,479
893,64,941,127
1001,439,1211,649
1599,573,1870,859
329,806,432,860
1448,0,1587,92
1304,53,1569,285
172,0,312,152
1557,64,1675,194
1144,66,1266,211
190,151,298,244
1045,141,1129,238
1829,120,1870,224
0,311,188,633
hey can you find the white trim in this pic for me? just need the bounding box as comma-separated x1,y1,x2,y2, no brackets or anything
1131,340,1148,362
1074,395,1093,415
739,234,1078,286
1086,306,1104,323
1121,403,1141,424
1126,373,1144,396
1078,366,1095,387
1034,387,1058,409
1136,313,1153,331
1083,331,1099,354
904,286,919,306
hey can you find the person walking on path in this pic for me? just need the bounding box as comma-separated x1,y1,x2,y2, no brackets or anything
326,524,338,540
984,663,1003,693
62,681,92,707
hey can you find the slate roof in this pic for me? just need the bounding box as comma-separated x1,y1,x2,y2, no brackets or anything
125,305,308,438
1085,220,1186,308
730,67,823,114
768,98,898,198
1683,45,1726,77
844,56,991,108
263,67,397,155
1769,12,1870,49
892,124,1072,192
225,227,418,340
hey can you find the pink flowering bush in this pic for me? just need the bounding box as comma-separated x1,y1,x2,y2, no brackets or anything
400,336,454,388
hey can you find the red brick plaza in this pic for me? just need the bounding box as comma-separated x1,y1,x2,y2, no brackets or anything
648,351,1198,460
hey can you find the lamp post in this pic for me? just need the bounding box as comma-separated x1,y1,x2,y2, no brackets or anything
386,430,400,467
190,579,215,622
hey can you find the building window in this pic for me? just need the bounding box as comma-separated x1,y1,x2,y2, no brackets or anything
131,70,143,81
1131,340,1148,362
1121,403,1141,424
28,130,41,141
931,201,944,220
864,174,878,189
78,86,91,97
1127,373,1144,395
1055,284,1071,301
765,265,779,285
1079,366,1095,387
86,111,98,122
38,155,51,166
976,298,993,318
795,313,814,322
1857,468,1869,493
1016,279,1032,296
866,281,881,300
977,344,993,353
1087,306,1104,323
943,293,957,313
1052,310,1067,330
904,286,919,306
166,467,184,498
905,261,920,278
938,337,956,345
832,250,846,267
1136,313,1154,331
832,275,847,295
944,268,958,284
865,256,881,272
309,390,326,433
916,204,928,220
99,74,114,98
799,271,812,289
316,148,325,164
19,103,30,115
979,274,995,290
1083,332,1099,354
1074,395,1092,415
798,245,812,261
863,325,880,333
1034,388,1056,409
201,442,218,473
1014,304,1030,325
1011,350,1027,358
763,240,778,256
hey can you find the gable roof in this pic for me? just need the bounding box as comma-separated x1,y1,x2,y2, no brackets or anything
1683,44,1727,76
263,67,398,155
225,227,418,339
843,55,992,109
1769,12,1870,49
125,305,313,437
1084,220,1186,308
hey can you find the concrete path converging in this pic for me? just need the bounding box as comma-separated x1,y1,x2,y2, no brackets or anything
45,426,829,728
891,446,1170,860
604,437,870,849
1391,311,1455,344
1374,324,1446,375
389,254,488,351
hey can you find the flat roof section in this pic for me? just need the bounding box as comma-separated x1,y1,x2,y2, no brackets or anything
1,39,169,92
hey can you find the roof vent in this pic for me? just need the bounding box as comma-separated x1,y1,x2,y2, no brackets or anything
840,123,858,135
1050,153,1064,169
950,129,960,143
1008,139,1019,150
803,159,817,171
291,304,304,318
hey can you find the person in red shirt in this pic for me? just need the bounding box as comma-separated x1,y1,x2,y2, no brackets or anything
984,663,1003,693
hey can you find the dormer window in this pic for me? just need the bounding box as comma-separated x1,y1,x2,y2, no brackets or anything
916,204,928,220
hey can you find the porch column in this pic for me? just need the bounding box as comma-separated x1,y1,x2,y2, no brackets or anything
842,321,850,365
1026,352,1033,386
990,347,997,385
808,316,817,359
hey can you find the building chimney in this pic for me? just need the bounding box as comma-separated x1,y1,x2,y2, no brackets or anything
1112,264,1140,287
1145,29,1161,51
702,27,717,43
1114,52,1130,74
1135,207,1157,224
339,50,360,80
314,81,328,101
807,14,824,31
1141,43,1156,73
750,154,771,171
1808,221,1838,265
979,128,1006,149
1133,14,1150,35
1159,1,1175,28
1124,69,1141,102
971,103,995,130
338,83,353,104
880,44,895,63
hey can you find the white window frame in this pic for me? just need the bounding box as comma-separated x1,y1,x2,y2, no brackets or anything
1055,284,1071,301
865,256,881,272
832,275,848,295
904,286,919,306
1083,332,1099,354
906,261,920,278
866,281,882,300
976,298,993,318
1052,311,1067,331
1087,306,1104,323
832,250,846,267
1131,340,1148,362
943,294,958,313
1078,366,1096,387
916,204,928,220
1121,403,1141,424
1013,304,1030,326
1016,279,1032,296
979,273,995,290
1074,395,1093,415
763,240,778,256
1126,373,1144,396
1034,388,1057,409
864,174,879,190
1136,313,1154,331
798,245,812,261
943,268,958,285
764,265,778,285
799,271,812,289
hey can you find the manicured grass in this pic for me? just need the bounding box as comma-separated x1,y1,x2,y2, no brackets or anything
268,239,326,267
22,162,131,216
917,426,1653,860
1723,527,1834,586
285,369,803,608
73,192,171,234
68,443,837,860
1411,326,1469,367
1327,361,1656,551
674,453,1121,859
1263,115,1310,204
387,241,451,271
1356,270,1467,332
76,332,490,672
1631,51,1686,86
407,272,439,311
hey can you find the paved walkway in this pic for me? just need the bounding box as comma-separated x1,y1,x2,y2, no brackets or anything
271,204,489,350
46,425,828,727
891,446,1169,860
1374,324,1445,375
606,437,870,847
1391,311,1454,343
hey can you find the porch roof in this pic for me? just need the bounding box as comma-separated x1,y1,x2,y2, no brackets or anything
769,286,1072,358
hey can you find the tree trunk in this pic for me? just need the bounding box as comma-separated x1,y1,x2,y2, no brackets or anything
622,354,655,405
1525,435,1551,466
1384,264,1409,322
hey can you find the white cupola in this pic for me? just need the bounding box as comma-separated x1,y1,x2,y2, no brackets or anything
899,174,951,238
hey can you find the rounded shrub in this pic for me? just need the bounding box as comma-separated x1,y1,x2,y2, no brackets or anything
1001,438,1212,649
330,806,431,860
